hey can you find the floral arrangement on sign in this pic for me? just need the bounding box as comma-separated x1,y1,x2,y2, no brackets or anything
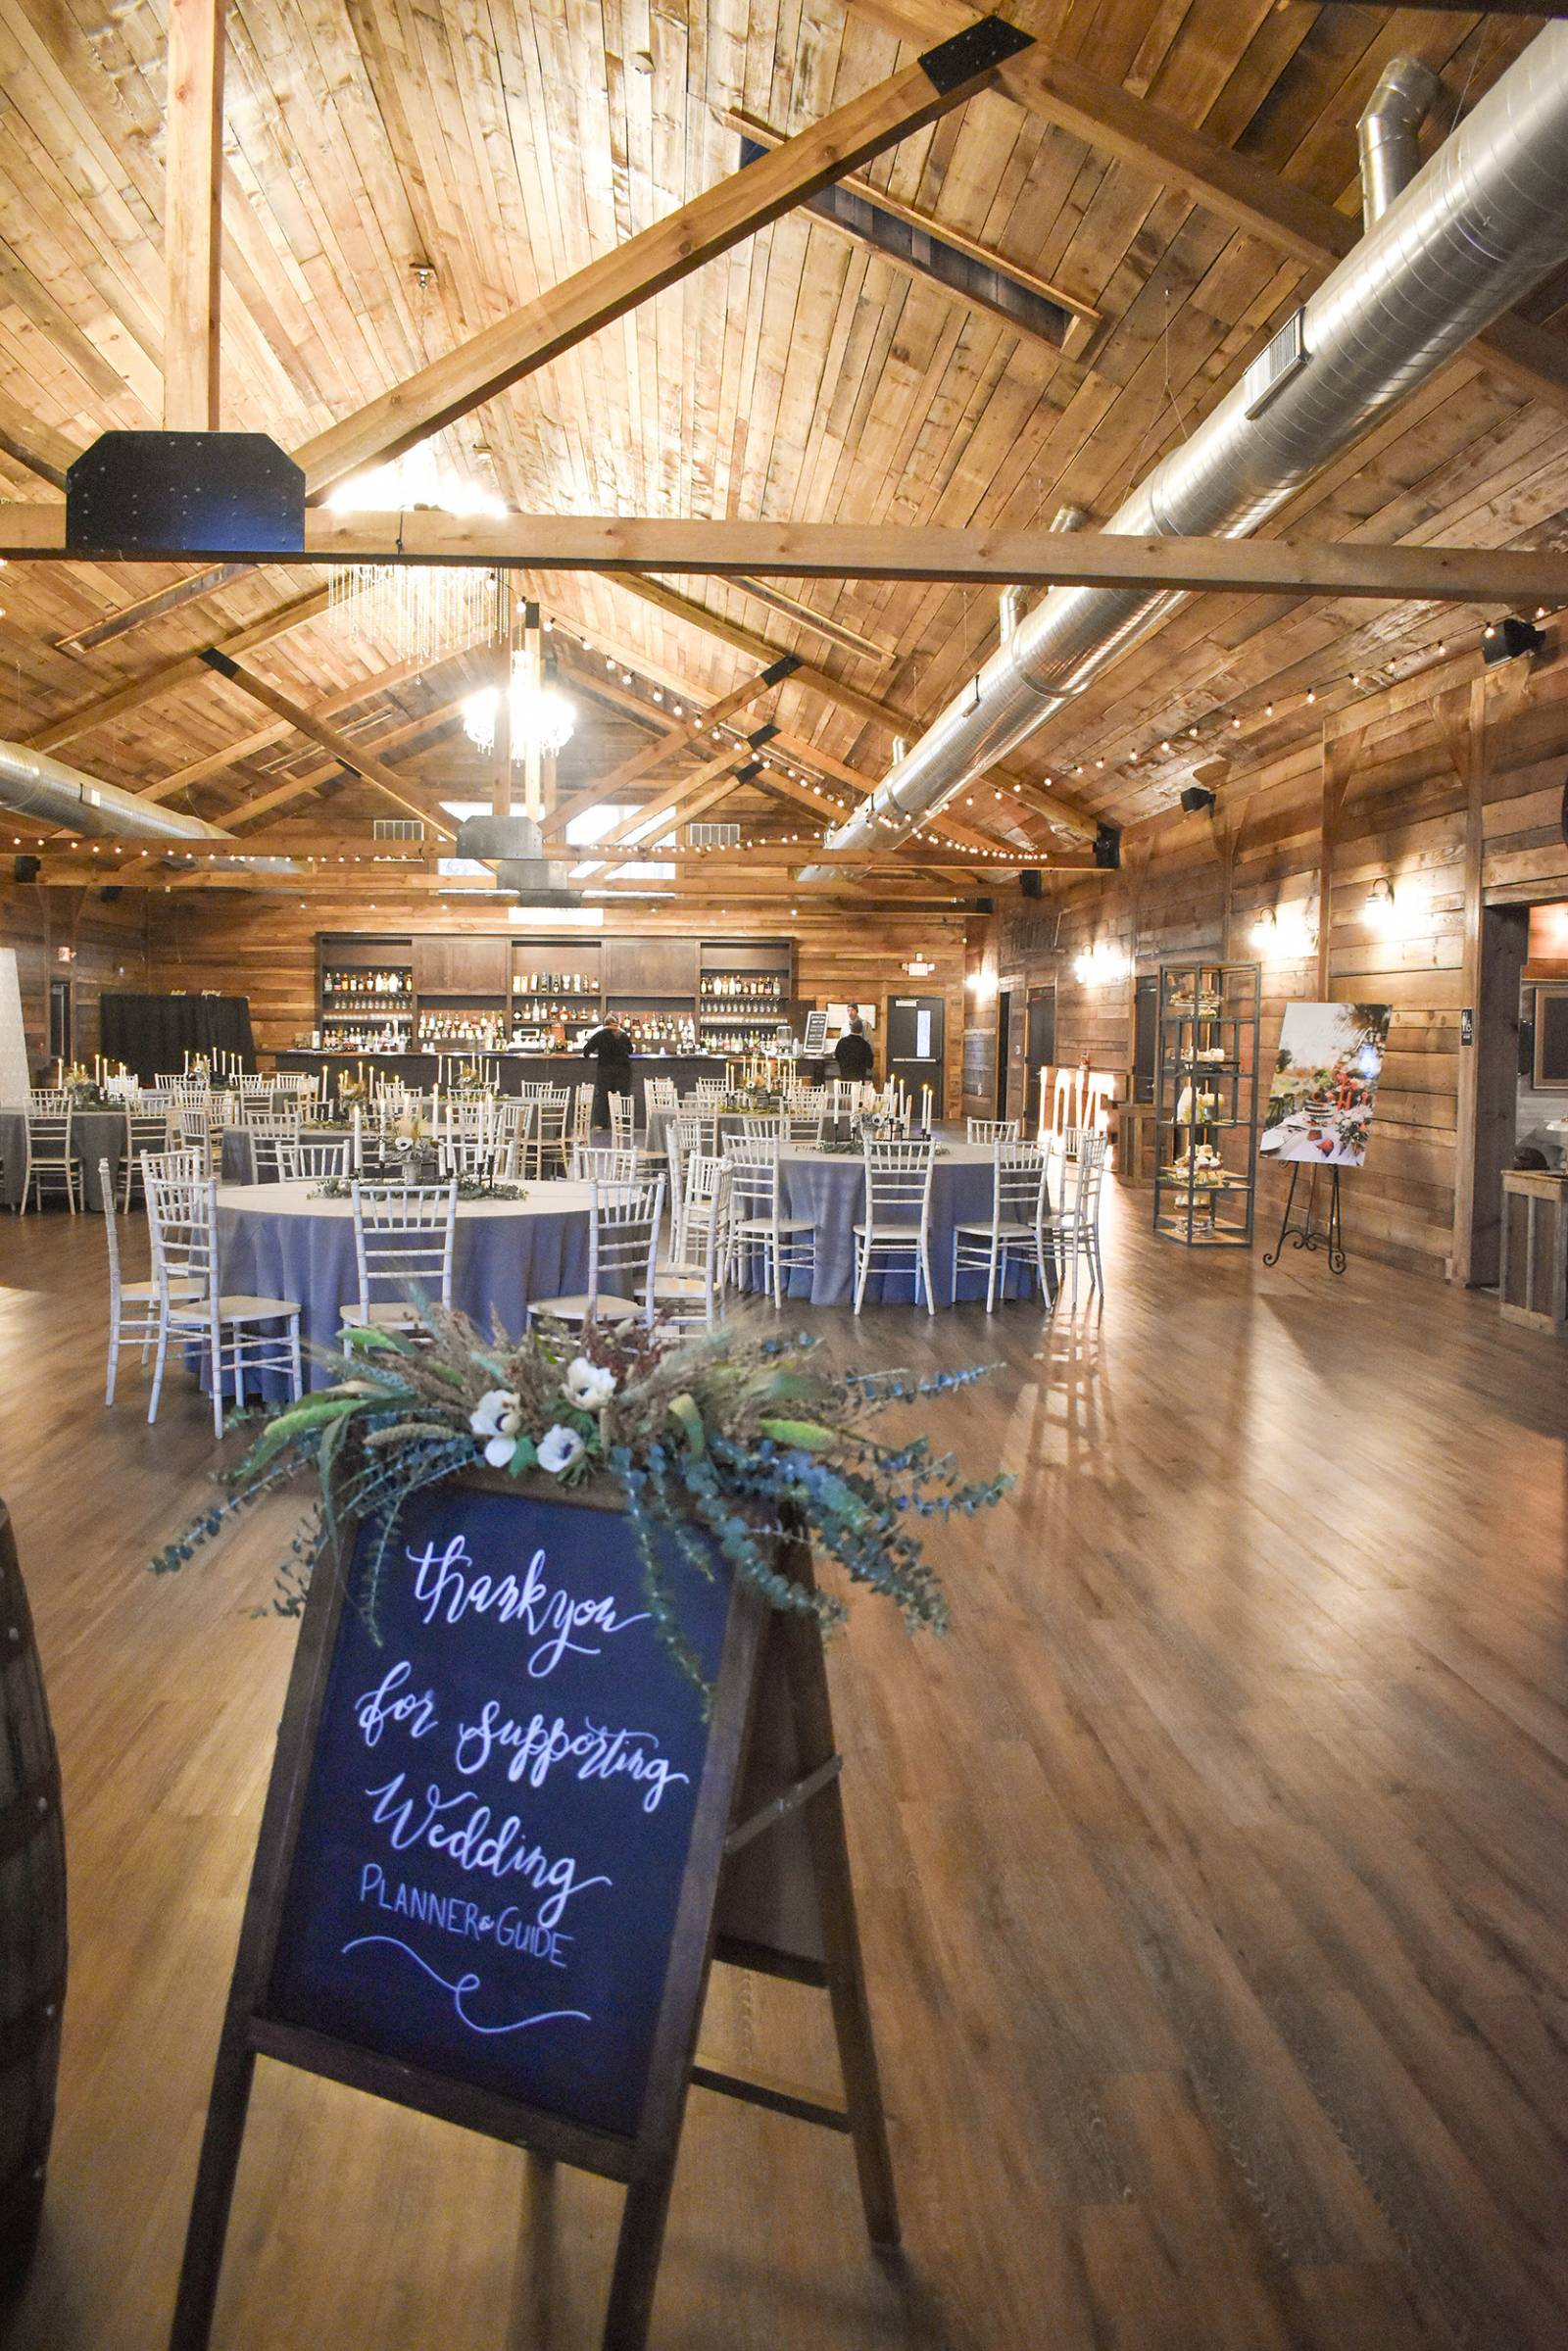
152,1307,1008,1697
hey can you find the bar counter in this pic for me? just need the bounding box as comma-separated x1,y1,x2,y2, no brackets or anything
273,1048,726,1119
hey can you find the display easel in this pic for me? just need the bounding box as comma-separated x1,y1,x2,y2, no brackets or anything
169,1481,896,2351
1263,1162,1347,1275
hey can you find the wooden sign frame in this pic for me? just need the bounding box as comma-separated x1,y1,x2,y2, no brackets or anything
169,1470,897,2350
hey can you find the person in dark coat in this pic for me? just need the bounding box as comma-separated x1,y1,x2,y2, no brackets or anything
834,1016,875,1084
582,1013,634,1131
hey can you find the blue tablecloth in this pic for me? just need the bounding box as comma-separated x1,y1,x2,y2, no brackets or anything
213,1178,594,1394
735,1143,1047,1308
0,1106,130,1212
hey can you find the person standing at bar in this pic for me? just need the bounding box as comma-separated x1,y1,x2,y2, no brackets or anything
834,1015,875,1084
582,1011,634,1132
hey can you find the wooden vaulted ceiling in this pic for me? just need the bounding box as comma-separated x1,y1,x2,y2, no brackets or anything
0,0,1564,896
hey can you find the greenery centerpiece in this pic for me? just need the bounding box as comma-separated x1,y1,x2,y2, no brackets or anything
153,1308,1008,1697
62,1065,120,1111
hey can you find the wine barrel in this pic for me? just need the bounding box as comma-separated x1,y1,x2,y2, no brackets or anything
0,1498,66,2289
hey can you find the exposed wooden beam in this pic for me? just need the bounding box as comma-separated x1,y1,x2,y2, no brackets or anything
0,395,75,492
163,0,225,431
57,564,248,657
288,24,1034,498
136,649,449,804
17,507,1567,605
24,585,331,754
724,105,1100,353
725,577,895,664
583,736,770,864
198,654,457,836
542,659,798,840
844,0,1568,416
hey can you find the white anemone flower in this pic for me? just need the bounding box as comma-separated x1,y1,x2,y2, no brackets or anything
564,1356,617,1412
470,1388,524,1468
537,1424,586,1477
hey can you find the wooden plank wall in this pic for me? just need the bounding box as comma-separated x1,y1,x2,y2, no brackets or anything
973,644,1568,1283
0,885,149,1077
131,886,970,1117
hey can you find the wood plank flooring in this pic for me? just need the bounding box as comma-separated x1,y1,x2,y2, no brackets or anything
1,1186,1566,2349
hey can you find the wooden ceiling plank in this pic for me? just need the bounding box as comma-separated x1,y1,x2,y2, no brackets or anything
288,28,1035,497
23,584,332,754
843,0,1568,416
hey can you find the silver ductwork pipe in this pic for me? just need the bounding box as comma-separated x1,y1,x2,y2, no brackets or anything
809,28,1568,872
1359,56,1443,228
0,740,233,842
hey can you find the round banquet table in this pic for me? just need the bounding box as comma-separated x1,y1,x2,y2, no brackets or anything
214,1178,595,1393
0,1105,130,1212
734,1141,1049,1308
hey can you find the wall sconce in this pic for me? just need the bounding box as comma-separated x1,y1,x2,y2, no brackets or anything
1072,940,1132,985
1364,875,1397,929
903,955,936,977
1251,902,1317,960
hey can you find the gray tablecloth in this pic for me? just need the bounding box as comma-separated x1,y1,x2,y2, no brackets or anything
219,1125,354,1185
213,1178,594,1394
735,1143,1044,1308
0,1107,130,1212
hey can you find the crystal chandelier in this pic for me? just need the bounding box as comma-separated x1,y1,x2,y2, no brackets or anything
462,652,577,759
324,440,506,664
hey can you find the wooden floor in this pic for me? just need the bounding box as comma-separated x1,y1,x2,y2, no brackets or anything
3,1187,1567,2350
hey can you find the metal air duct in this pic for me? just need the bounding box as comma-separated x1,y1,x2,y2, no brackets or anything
808,30,1568,873
1358,56,1443,228
0,740,233,842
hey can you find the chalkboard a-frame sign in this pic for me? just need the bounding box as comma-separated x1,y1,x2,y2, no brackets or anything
170,1471,897,2351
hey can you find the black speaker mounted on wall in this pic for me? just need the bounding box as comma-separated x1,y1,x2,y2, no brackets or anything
1093,822,1122,870
1482,615,1545,666
1019,868,1043,899
99,885,124,904
13,855,40,883
1180,783,1217,815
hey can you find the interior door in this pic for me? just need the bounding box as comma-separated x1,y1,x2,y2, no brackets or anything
1026,985,1055,1129
886,994,945,1109
994,988,1011,1119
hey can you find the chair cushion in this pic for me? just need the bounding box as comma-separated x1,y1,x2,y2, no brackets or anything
953,1220,1037,1241
734,1215,814,1236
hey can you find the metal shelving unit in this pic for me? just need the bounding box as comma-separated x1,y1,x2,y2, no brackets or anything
1152,959,1260,1248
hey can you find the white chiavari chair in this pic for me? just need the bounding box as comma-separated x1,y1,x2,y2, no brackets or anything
443,1128,510,1185
122,1107,174,1210
674,1106,718,1159
784,1087,830,1146
27,1089,70,1113
570,1144,641,1183
277,1137,352,1181
244,1113,300,1184
521,1086,570,1180
727,1141,814,1309
608,1094,636,1152
21,1102,78,1213
145,1169,303,1437
347,1180,458,1338
853,1138,936,1317
967,1118,1021,1144
662,1114,689,1259
952,1139,1051,1312
645,1074,679,1113
738,1111,786,1144
569,1083,594,1151
101,1159,202,1405
693,1078,725,1109
527,1175,665,1333
654,1155,732,1335
1043,1128,1109,1309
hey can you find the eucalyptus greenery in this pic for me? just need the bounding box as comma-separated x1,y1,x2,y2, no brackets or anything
310,1175,528,1203
151,1306,1008,1697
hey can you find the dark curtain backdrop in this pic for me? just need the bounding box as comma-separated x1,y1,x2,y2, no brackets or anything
99,994,257,1079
